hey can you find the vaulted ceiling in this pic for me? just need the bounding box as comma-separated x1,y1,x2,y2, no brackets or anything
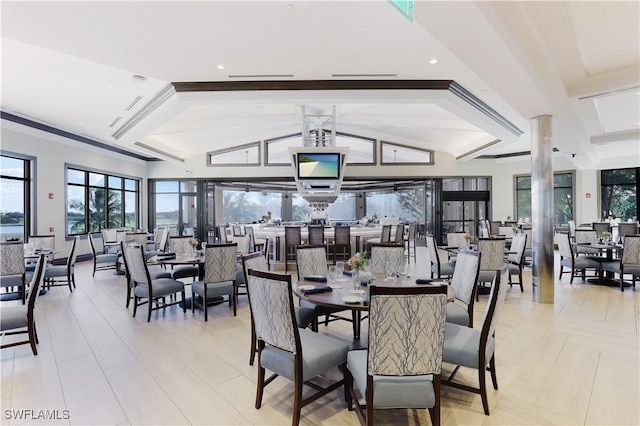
2,1,638,169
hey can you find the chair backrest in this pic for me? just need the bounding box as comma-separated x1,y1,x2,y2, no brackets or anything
556,232,574,260
367,285,447,376
334,225,351,245
232,225,243,235
123,244,150,286
66,236,79,268
296,245,327,277
574,229,599,254
126,232,148,251
242,251,269,285
168,236,193,255
156,227,169,252
168,225,179,237
115,230,128,243
370,243,404,274
101,228,117,243
508,233,527,265
380,225,392,243
307,226,325,246
489,221,501,236
393,223,405,243
247,270,299,354
477,238,506,270
479,220,490,238
234,235,251,256
407,222,417,239
426,234,441,266
523,228,532,249
482,267,509,340
245,226,256,251
450,250,480,306
593,222,611,234
567,220,576,237
88,233,99,257
498,226,514,237
27,254,47,318
285,226,302,248
620,235,640,265
618,222,639,240
182,226,195,237
0,241,25,276
27,235,55,251
203,243,238,283
217,225,228,243
447,232,469,249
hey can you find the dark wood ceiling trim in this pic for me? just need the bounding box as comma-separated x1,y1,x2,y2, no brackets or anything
172,79,454,92
1,112,156,161
476,147,559,159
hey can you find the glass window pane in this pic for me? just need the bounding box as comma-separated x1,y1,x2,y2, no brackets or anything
602,183,637,221
292,194,311,221
0,177,25,240
327,193,356,220
366,188,424,222
88,187,106,231
335,134,375,164
180,181,197,192
67,185,86,235
553,173,572,188
516,189,532,221
124,179,137,191
155,181,179,193
516,176,531,190
155,194,179,226
477,178,489,191
223,190,282,223
125,191,136,228
554,187,573,226
67,169,85,185
208,143,260,165
463,179,477,191
443,179,463,191
108,190,122,228
108,176,122,189
0,156,25,178
89,172,105,187
381,142,433,164
265,134,302,165
602,168,636,185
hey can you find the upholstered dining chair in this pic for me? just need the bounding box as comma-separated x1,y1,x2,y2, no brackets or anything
191,243,237,320
592,222,612,235
507,233,527,291
369,243,405,274
446,250,480,327
168,235,199,282
333,225,351,263
445,232,469,263
217,225,228,243
574,229,602,259
88,232,118,276
476,237,506,299
100,228,117,253
346,284,448,426
1,254,46,355
618,222,639,242
44,236,78,292
296,244,356,333
242,251,315,366
247,269,349,426
602,235,640,292
556,232,602,284
392,222,405,243
124,244,186,322
0,241,27,304
427,235,455,279
120,241,172,308
404,222,417,262
244,225,265,253
234,234,251,256
25,234,55,269
284,226,302,273
442,267,509,416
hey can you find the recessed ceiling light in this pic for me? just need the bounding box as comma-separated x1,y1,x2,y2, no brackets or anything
107,81,117,88
217,64,225,70
429,58,438,65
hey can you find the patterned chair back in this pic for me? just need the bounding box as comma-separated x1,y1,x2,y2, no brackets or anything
620,235,640,265
426,235,442,267
370,243,404,274
368,285,447,376
380,225,392,243
450,250,480,305
574,230,599,255
204,244,238,284
247,270,298,353
101,228,117,243
168,236,193,255
393,223,405,243
307,226,325,246
618,222,639,241
234,235,251,256
295,245,327,277
498,226,514,237
447,232,469,249
556,232,574,260
126,232,148,251
168,225,179,237
489,221,501,236
0,242,25,276
123,244,150,285
27,235,55,251
593,222,612,235
477,238,506,270
242,251,269,284
334,225,351,245
508,233,527,265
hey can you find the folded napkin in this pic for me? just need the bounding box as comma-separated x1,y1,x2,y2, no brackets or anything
304,276,327,282
416,279,446,285
576,242,591,246
157,252,176,259
303,286,332,294
343,270,354,276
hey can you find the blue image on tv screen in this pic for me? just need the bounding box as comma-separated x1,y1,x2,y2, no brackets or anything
297,153,340,179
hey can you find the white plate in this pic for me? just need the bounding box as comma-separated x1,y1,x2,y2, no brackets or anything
350,289,365,294
297,285,315,291
342,295,363,304
328,284,342,289
336,277,350,282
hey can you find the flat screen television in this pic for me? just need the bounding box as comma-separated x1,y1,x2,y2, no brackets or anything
296,152,340,180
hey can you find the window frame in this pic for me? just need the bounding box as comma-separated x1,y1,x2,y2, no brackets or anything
380,140,434,165
0,151,34,241
207,141,261,167
513,170,575,225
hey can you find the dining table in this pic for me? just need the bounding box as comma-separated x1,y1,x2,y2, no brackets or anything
293,274,455,342
573,242,625,287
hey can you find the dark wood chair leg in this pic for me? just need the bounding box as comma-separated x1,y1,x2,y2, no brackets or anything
249,321,257,366
489,356,498,389
479,365,489,415
147,298,152,322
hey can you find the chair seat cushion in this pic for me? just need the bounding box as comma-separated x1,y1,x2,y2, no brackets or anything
96,253,118,264
295,306,316,329
192,280,233,298
562,257,602,270
443,322,495,369
299,299,348,316
0,306,28,330
261,328,348,382
445,302,469,327
478,270,498,283
150,270,172,280
508,263,522,274
134,278,184,298
433,262,454,277
602,262,640,275
347,350,435,409
44,265,71,278
0,275,24,289
171,265,199,280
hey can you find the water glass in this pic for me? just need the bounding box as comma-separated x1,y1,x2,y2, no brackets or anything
335,261,344,276
327,265,338,284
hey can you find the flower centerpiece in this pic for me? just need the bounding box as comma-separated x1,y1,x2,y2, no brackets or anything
463,233,472,241
599,231,612,243
347,250,368,271
188,238,199,248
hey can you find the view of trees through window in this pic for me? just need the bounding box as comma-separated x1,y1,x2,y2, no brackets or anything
222,190,282,223
0,154,29,240
601,168,638,221
515,172,574,226
67,167,139,235
366,187,424,222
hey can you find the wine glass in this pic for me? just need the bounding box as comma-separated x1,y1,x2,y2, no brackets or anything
335,261,344,277
327,265,338,285
352,269,361,291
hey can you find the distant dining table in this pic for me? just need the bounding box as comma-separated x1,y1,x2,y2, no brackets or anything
152,253,205,280
573,242,624,286
293,274,455,342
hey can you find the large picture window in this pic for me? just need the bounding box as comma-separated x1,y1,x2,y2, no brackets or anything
515,172,574,226
222,189,282,223
601,168,638,221
66,166,140,235
366,187,424,223
1,154,31,241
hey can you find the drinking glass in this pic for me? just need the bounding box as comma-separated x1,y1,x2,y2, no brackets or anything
385,260,397,281
327,265,338,284
335,261,344,276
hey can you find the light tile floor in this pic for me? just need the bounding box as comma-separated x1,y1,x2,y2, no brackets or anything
1,246,638,425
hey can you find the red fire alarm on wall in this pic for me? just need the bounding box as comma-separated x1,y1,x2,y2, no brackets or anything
586,193,591,198
48,192,54,199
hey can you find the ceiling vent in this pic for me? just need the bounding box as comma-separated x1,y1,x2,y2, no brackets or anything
227,74,294,78
125,96,143,111
108,116,122,128
577,85,640,100
331,73,397,77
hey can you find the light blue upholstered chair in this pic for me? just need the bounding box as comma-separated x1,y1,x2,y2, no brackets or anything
1,254,46,355
0,241,27,304
557,232,602,284
507,233,527,291
446,250,480,327
247,269,349,426
476,237,506,299
120,241,171,308
191,243,237,320
168,236,199,282
88,232,118,277
369,243,405,274
124,244,186,322
346,284,448,426
44,236,77,292
427,235,454,279
442,267,509,415
602,234,640,291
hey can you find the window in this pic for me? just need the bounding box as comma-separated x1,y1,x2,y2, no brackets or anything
207,142,260,166
601,168,638,221
265,134,303,165
222,189,282,223
380,141,433,165
366,187,424,222
66,166,140,235
1,154,31,241
515,172,574,226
